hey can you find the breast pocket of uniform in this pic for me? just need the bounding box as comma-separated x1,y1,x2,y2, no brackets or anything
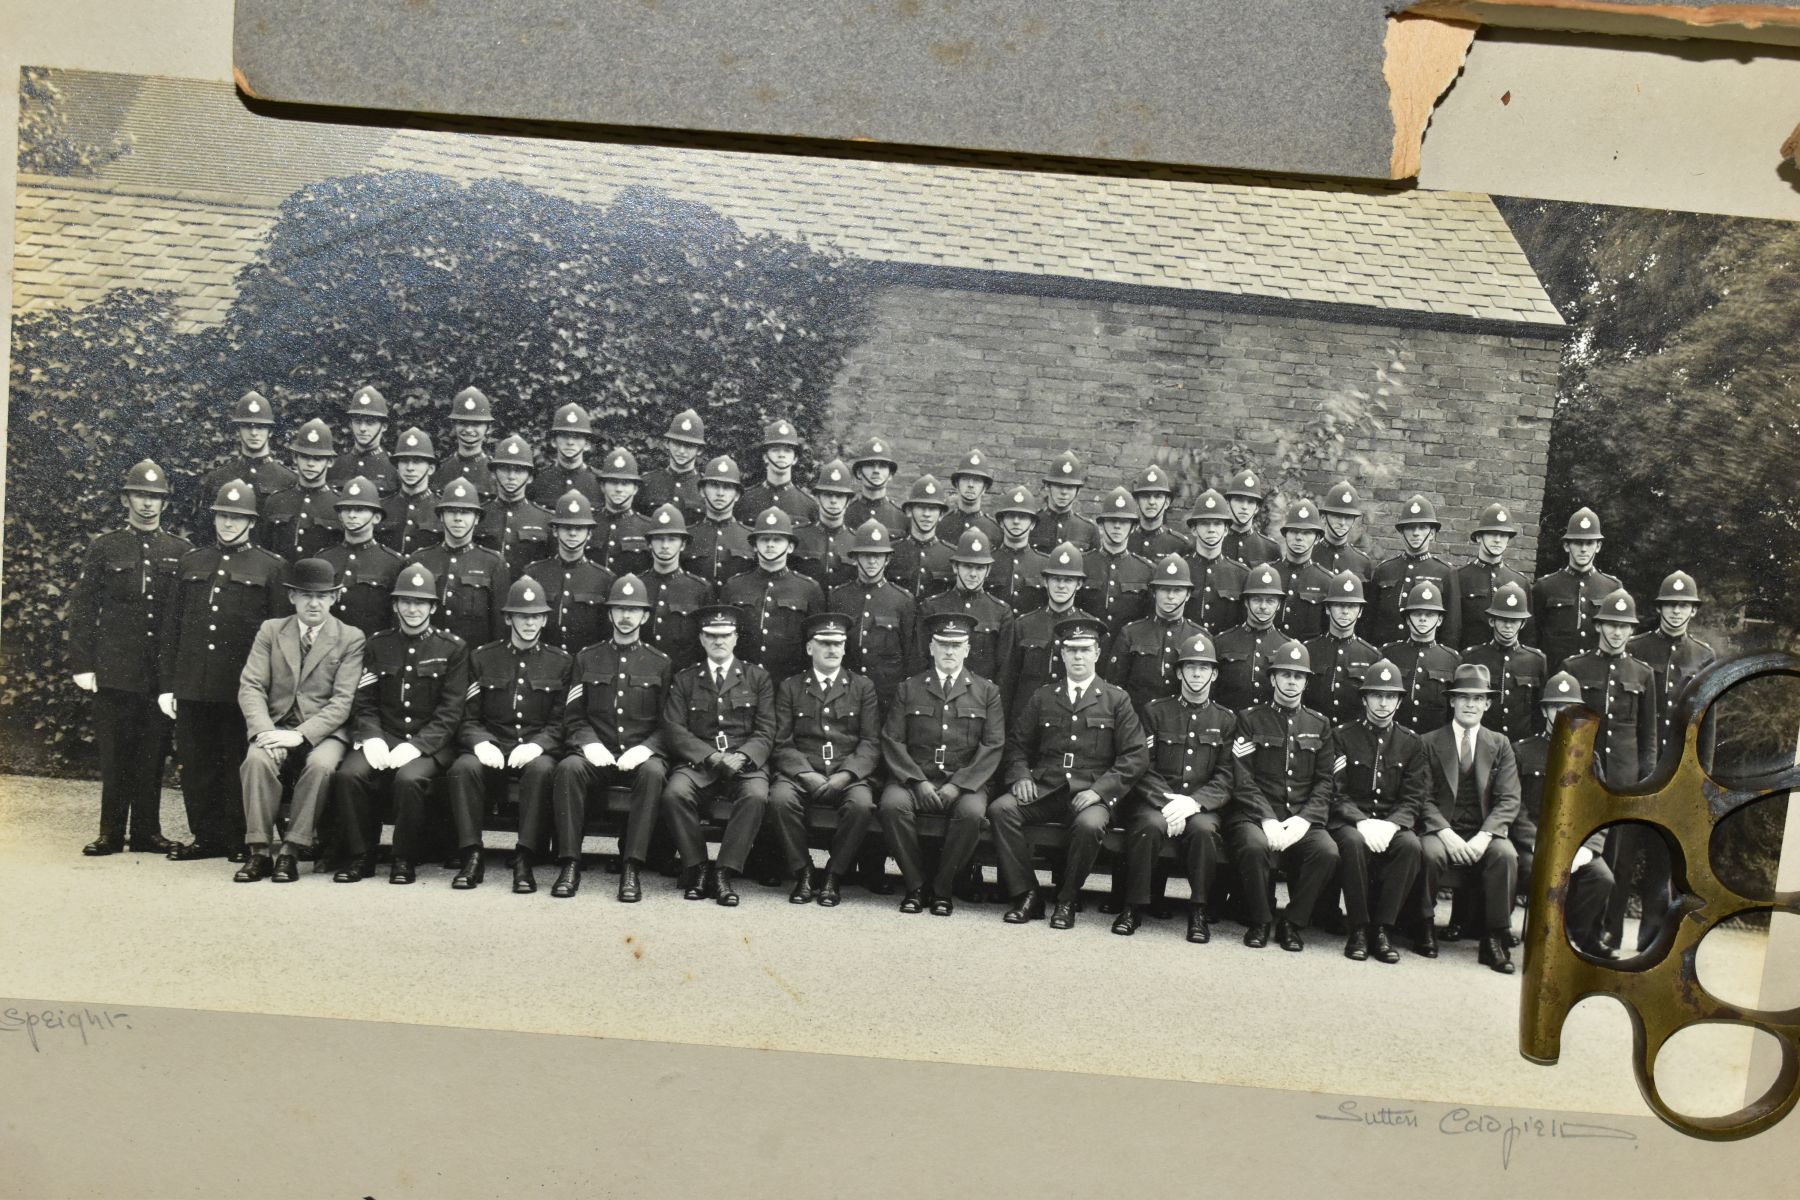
460,568,492,598
1081,714,1116,754
103,560,141,600
1421,666,1454,697
904,704,940,745
770,596,808,640
225,563,270,591
1153,727,1188,774
1613,677,1646,720
527,676,563,714
625,673,663,721
866,614,903,660
1189,727,1225,774
1216,649,1250,678
1542,594,1577,628
1292,731,1324,773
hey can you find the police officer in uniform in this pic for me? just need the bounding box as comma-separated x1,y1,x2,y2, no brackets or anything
1366,494,1462,649
1212,564,1290,713
198,391,297,521
639,407,707,518
261,418,342,562
521,491,616,652
997,543,1101,724
1225,639,1340,950
992,616,1149,929
1119,631,1235,942
1380,579,1462,734
1182,487,1249,633
830,520,921,708
659,604,778,906
592,447,653,576
330,565,469,882
1629,570,1716,763
892,475,956,599
1272,499,1335,641
1461,580,1547,740
688,455,755,588
1316,480,1374,581
1105,554,1204,718
159,481,288,860
741,417,820,525
878,613,1007,916
939,449,1002,548
1564,589,1663,954
1303,571,1380,726
1328,658,1429,963
988,486,1051,616
329,385,399,497
476,434,553,575
1511,670,1614,954
320,476,404,636
541,574,672,900
414,478,511,653
793,458,859,592
767,613,883,905
1128,464,1192,559
529,402,603,509
443,577,572,889
639,503,714,672
71,459,192,856
432,385,497,500
846,436,906,535
1455,501,1532,651
918,527,1016,684
1031,450,1099,553
1082,486,1154,629
723,506,825,682
380,426,441,558
1220,469,1280,568
1531,506,1622,670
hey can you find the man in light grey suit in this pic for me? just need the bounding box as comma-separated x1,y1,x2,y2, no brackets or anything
235,558,365,882
1417,662,1522,973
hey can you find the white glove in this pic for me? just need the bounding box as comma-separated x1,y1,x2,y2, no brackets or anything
73,672,98,693
1160,794,1201,827
1356,817,1399,855
1281,815,1311,846
1167,815,1188,839
1572,846,1594,872
473,741,505,770
1262,818,1289,853
361,737,392,771
583,742,616,768
387,742,422,770
157,693,178,720
507,742,544,769
616,744,654,771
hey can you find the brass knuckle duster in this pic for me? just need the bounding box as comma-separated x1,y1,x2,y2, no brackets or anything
1521,651,1800,1140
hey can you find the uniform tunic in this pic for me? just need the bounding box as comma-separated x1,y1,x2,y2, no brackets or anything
847,494,907,537
939,507,1002,549
1317,539,1374,582
1225,700,1341,926
1561,649,1658,786
1628,628,1717,757
720,566,825,683
830,578,920,706
198,455,297,523
1105,614,1207,716
1532,565,1624,670
1182,553,1249,633
328,448,398,497
767,670,883,876
519,554,616,652
591,505,652,576
547,638,672,860
792,521,858,592
379,488,441,558
261,484,342,562
1454,558,1532,651
1223,525,1280,569
1077,548,1153,630
1211,622,1289,714
1129,521,1193,560
1029,506,1099,553
444,639,571,848
639,568,714,672
1378,638,1463,734
742,479,820,526
412,541,510,654
987,542,1050,615
529,463,602,509
996,605,1102,722
917,587,1016,685
891,534,955,600
476,496,553,577
1461,640,1548,739
319,539,404,637
1301,632,1381,726
1365,551,1462,649
431,452,496,502
638,465,704,519
1273,558,1335,641
687,517,754,589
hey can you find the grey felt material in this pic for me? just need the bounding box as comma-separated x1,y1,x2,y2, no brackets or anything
233,0,1406,179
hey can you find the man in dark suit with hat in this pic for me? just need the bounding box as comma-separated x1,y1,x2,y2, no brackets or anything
991,615,1149,929
233,558,365,882
767,612,883,906
659,604,777,905
878,612,1007,916
1417,662,1523,973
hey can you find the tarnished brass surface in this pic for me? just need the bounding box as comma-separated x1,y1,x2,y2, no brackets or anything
1521,651,1800,1140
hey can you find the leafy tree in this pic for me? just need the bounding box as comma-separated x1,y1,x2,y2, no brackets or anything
17,67,132,176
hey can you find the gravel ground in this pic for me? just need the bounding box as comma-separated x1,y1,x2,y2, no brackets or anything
0,773,1769,1117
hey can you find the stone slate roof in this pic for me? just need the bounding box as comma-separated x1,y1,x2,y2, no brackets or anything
369,128,1565,328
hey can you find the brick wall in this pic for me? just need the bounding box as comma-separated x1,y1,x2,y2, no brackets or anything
826,284,1563,566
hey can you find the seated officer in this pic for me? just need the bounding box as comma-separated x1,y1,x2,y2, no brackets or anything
441,577,572,890
1328,659,1429,964
541,574,671,900
522,491,616,652
1104,553,1204,719
1225,640,1340,952
1417,663,1523,973
234,558,365,882
1120,632,1234,942
722,506,824,684
1461,580,1547,740
1303,571,1380,727
659,604,777,906
878,613,1006,916
319,476,403,636
991,616,1149,930
330,566,469,883
918,527,1015,685
767,613,883,906
1511,670,1613,956
1380,579,1462,734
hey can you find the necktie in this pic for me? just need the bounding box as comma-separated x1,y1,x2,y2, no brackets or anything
940,675,953,692
1458,728,1474,772
301,626,316,657
1069,683,1083,707
712,666,724,689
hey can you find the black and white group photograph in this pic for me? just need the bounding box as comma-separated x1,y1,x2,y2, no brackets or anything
5,65,1797,1124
